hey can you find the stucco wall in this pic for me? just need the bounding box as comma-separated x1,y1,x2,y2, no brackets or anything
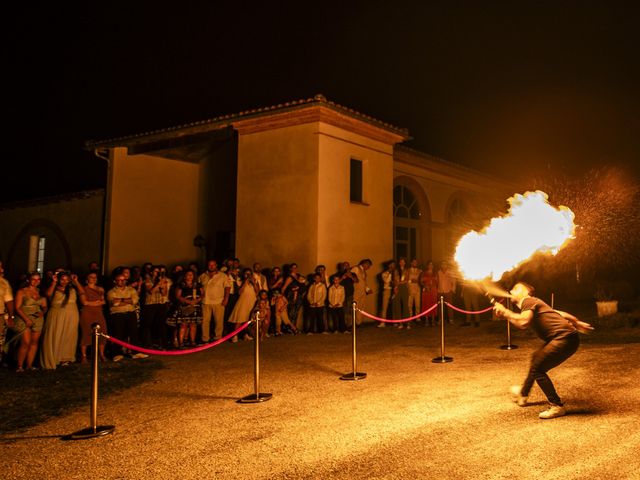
317,123,394,312
107,150,199,270
235,123,319,272
0,192,104,280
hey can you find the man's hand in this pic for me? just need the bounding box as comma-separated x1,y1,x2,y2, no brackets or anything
493,303,507,318
575,320,594,334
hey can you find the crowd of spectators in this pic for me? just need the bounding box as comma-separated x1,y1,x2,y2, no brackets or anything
0,256,482,372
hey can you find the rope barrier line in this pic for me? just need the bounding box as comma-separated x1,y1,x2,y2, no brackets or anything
102,321,251,356
444,302,493,315
358,303,438,323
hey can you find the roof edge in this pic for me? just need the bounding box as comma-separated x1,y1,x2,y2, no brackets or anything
85,94,410,149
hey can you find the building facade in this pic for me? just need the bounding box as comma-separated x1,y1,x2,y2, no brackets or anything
1,95,512,314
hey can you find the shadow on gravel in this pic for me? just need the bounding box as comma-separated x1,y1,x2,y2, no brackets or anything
0,358,164,434
152,390,238,401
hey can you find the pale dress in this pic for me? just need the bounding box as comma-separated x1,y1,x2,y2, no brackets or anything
40,289,80,369
228,282,257,324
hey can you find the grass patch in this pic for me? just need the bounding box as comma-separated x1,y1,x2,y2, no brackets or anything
0,358,163,434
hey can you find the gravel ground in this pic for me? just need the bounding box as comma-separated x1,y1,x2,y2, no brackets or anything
2,321,639,480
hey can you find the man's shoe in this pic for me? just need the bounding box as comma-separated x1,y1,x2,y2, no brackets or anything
377,323,386,328
113,355,124,362
539,405,567,419
132,353,149,359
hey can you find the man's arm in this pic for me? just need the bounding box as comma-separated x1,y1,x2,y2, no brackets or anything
493,303,533,329
555,309,594,333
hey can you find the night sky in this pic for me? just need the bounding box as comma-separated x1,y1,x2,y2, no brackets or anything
4,1,639,202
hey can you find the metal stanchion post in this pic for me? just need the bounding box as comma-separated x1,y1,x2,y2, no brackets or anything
500,298,518,350
340,302,367,380
551,292,555,309
432,296,453,363
68,324,115,440
238,312,272,403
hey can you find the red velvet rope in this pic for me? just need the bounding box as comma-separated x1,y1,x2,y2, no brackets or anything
358,303,439,323
444,302,493,315
102,321,251,356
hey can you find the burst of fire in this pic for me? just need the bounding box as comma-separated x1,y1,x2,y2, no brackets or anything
454,191,576,282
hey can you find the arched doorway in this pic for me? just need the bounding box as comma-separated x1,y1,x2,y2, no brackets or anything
393,178,431,262
5,219,72,280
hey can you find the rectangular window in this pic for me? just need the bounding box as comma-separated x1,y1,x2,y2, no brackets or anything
37,236,46,273
350,158,363,203
28,235,39,272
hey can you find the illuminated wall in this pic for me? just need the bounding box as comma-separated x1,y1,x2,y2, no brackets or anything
234,122,320,271
106,148,199,271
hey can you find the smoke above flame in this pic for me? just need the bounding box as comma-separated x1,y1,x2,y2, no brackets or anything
454,191,575,281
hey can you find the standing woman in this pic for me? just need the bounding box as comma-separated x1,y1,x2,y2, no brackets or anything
267,266,284,293
172,270,203,347
13,272,48,371
229,268,259,342
281,263,307,330
79,272,108,362
41,272,84,369
421,260,439,326
393,258,410,329
378,261,396,327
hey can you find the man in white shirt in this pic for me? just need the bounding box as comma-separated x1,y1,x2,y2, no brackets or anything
199,260,231,341
107,274,145,361
0,261,15,364
252,263,268,292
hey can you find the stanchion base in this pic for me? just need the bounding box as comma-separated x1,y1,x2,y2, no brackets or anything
65,425,115,440
431,356,453,363
339,372,367,381
237,393,273,403
500,345,519,350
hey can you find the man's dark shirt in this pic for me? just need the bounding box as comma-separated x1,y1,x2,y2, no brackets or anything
520,296,577,342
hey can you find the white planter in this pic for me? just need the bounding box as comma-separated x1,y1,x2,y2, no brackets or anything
596,300,618,317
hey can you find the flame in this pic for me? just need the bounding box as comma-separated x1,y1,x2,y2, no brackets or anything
454,191,575,281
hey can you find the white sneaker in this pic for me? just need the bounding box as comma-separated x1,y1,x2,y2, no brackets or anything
539,405,567,419
377,323,386,328
244,335,254,341
406,324,412,330
132,353,149,359
231,336,238,343
113,355,124,362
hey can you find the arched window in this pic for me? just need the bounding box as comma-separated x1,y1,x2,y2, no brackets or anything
393,185,421,219
393,185,421,260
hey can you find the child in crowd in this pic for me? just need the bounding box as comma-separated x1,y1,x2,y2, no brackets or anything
270,289,297,335
255,290,271,340
306,273,327,334
328,275,346,333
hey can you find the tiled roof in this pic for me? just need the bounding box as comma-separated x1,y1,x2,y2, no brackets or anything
0,189,104,211
86,94,409,148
